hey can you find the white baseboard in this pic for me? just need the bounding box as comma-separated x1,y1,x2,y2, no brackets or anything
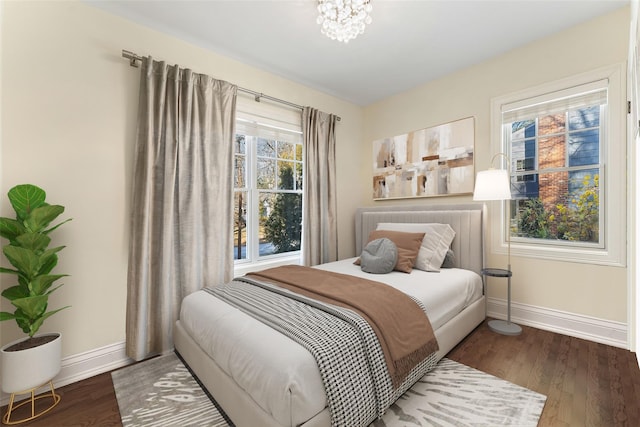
55,340,132,387
487,297,628,349
1,340,132,406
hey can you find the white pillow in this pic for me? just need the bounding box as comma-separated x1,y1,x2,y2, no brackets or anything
376,222,455,272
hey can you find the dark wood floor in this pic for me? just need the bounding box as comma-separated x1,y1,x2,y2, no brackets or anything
448,321,640,427
3,319,640,426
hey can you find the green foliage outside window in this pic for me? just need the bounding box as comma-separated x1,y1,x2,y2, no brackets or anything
263,165,302,253
517,197,551,239
516,174,599,243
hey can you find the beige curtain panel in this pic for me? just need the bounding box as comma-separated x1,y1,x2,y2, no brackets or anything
302,107,338,266
126,57,237,361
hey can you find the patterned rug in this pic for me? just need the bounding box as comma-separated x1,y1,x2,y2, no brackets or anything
373,358,546,426
111,353,229,427
112,353,546,427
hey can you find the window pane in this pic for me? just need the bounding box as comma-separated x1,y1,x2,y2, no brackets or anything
235,134,246,154
539,171,567,207
258,193,276,256
568,169,599,202
295,143,302,161
539,113,565,136
296,161,303,190
538,135,565,169
257,138,276,157
512,169,599,243
512,198,551,239
511,120,536,140
257,158,276,189
233,191,247,260
569,106,599,130
278,161,295,190
277,141,295,160
568,129,599,166
259,191,302,255
554,170,599,242
234,154,246,188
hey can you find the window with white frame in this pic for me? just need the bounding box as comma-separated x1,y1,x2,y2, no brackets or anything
233,95,303,265
490,64,626,266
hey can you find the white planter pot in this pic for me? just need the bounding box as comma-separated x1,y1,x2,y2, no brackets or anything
1,333,62,393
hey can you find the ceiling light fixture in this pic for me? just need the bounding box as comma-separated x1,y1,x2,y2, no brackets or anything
316,0,373,43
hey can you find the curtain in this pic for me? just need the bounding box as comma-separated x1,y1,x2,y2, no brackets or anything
126,57,237,361
302,107,338,266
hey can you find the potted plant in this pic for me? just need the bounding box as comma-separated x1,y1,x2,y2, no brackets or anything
0,184,71,422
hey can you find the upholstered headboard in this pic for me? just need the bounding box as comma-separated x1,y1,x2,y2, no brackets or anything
355,204,485,275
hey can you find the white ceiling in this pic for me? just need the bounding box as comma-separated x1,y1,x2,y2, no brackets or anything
87,0,628,106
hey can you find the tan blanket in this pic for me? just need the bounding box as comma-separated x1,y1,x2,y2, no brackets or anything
247,265,439,388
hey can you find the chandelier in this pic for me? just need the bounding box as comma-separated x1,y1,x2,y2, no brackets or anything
316,0,373,43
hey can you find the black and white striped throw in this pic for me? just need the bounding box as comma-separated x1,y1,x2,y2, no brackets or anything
206,278,438,427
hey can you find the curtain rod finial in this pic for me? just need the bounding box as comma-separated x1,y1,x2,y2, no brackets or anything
122,50,140,68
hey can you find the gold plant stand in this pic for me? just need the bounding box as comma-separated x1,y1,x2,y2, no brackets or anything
2,381,61,425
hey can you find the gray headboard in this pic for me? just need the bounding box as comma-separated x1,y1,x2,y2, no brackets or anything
355,204,485,275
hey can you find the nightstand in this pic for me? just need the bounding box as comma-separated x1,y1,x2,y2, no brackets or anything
481,268,522,336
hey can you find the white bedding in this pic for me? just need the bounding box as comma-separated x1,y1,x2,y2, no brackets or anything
178,259,483,426
315,258,483,330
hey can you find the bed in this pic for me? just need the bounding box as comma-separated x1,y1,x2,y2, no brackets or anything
174,204,486,427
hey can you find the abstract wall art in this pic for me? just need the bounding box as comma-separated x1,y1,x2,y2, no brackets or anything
372,117,475,200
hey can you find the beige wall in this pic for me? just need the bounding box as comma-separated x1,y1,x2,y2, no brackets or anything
0,0,365,357
363,7,630,324
0,0,631,363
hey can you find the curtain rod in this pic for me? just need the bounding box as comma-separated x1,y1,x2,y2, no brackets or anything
122,50,340,121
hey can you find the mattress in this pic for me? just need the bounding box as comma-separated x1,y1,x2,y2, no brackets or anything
178,259,483,426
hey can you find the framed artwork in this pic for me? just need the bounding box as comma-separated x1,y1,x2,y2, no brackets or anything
372,117,475,200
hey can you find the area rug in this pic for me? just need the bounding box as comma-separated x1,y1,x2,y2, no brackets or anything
111,353,229,427
372,358,546,426
112,353,546,427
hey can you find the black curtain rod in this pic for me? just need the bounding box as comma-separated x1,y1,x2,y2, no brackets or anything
122,50,341,121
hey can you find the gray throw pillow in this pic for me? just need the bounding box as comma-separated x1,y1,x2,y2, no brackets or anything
360,238,398,274
441,249,455,268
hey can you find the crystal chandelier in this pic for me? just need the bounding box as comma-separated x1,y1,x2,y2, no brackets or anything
316,0,373,43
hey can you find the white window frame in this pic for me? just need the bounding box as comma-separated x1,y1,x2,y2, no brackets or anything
233,94,304,275
489,63,626,266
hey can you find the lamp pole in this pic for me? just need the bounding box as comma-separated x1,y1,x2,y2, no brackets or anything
474,152,522,336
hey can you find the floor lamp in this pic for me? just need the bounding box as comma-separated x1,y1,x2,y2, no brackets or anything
473,153,522,335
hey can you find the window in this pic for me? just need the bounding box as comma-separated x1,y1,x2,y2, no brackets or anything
490,64,626,266
506,87,604,245
233,95,303,266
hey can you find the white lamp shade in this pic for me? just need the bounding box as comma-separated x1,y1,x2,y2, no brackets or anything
473,169,512,201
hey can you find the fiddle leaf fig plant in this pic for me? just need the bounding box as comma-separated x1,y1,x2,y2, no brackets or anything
0,184,72,339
